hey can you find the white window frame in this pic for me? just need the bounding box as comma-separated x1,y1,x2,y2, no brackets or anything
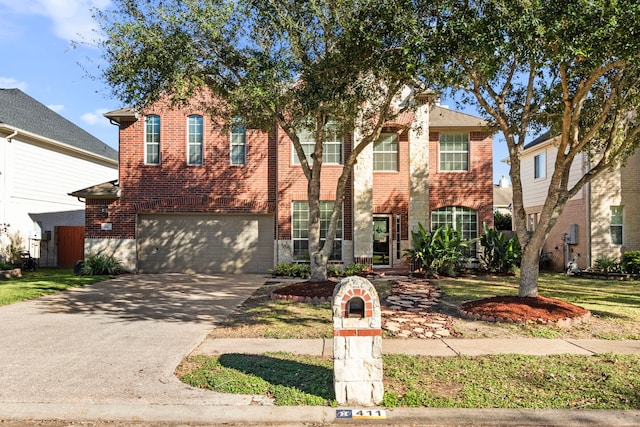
230,118,246,166
439,133,469,172
373,133,399,171
610,206,623,245
145,114,160,165
431,206,478,256
292,201,343,261
292,121,343,165
534,152,546,179
187,115,203,166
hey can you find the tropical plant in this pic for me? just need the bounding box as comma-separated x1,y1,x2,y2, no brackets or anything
592,256,621,274
80,251,123,276
621,251,640,274
480,223,521,274
405,224,468,276
3,232,25,265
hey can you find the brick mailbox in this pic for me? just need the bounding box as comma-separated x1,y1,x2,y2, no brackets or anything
332,276,383,406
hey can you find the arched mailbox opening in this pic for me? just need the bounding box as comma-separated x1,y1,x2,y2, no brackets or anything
347,297,365,318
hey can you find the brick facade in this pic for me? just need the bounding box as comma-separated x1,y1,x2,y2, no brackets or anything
86,94,493,272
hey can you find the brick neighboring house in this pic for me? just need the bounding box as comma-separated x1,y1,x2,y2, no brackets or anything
72,91,493,273
520,134,640,272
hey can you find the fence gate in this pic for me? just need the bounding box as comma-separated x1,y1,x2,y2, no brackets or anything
56,226,85,268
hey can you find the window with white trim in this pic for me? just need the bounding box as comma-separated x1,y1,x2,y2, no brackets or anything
373,133,398,171
439,133,469,171
292,201,342,261
534,152,546,179
230,117,246,166
610,206,623,245
431,206,478,255
187,115,203,165
145,114,160,165
292,121,343,165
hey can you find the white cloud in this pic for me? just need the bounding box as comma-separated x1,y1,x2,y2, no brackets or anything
0,77,28,91
81,108,109,125
0,0,112,42
47,104,65,112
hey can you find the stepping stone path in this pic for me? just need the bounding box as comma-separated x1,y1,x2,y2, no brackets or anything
381,278,455,339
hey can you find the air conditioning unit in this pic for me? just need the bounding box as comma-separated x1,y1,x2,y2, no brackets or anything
566,224,578,245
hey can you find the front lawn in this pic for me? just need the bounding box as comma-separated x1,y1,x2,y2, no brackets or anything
178,352,640,408
0,268,111,306
207,273,640,340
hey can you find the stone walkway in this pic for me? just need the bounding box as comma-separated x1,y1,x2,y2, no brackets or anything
381,278,455,339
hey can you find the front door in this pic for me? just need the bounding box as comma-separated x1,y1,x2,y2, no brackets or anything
373,217,390,267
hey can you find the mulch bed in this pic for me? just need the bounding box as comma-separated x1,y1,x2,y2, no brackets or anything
459,295,591,327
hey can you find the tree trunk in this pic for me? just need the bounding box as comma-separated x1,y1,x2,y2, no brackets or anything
310,251,328,282
519,245,540,297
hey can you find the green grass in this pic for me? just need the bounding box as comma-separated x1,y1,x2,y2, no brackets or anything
179,352,640,409
433,273,640,339
209,280,394,339
0,268,111,306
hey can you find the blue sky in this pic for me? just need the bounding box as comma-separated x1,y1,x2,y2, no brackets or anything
0,0,511,184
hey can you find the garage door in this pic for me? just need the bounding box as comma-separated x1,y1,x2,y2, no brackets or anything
137,214,274,273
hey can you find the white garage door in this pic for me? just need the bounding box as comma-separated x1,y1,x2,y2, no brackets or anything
137,214,274,274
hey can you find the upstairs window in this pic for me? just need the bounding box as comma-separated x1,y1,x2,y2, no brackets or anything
534,152,546,179
610,206,623,245
293,120,343,165
145,114,160,165
439,133,469,171
187,115,203,165
373,133,398,171
230,118,246,166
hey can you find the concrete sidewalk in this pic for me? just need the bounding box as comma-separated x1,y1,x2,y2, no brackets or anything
193,337,640,357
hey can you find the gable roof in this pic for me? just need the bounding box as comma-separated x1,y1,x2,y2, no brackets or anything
429,105,488,128
0,88,118,162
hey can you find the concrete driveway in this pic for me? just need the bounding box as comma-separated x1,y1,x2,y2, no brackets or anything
0,273,267,407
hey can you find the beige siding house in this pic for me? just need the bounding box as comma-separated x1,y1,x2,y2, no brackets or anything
520,133,640,271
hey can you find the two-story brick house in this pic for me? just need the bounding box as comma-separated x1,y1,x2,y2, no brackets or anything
72,92,492,274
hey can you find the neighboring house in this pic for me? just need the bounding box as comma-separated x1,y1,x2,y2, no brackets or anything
520,133,640,271
0,88,118,268
493,175,513,217
72,91,493,274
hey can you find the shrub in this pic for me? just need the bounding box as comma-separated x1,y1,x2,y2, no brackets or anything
327,263,369,277
2,232,25,265
404,224,468,276
621,251,640,274
592,256,621,274
494,210,513,231
270,262,311,278
480,224,521,274
80,251,123,276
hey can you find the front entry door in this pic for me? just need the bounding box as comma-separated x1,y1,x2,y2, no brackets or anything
373,217,390,267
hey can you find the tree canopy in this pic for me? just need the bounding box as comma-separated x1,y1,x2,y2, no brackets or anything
97,0,434,280
428,0,640,295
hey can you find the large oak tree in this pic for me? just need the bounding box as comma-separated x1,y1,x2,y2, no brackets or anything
427,0,640,296
96,0,433,281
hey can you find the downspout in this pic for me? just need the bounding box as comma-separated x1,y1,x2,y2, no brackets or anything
6,127,18,142
585,154,592,269
274,124,279,268
2,127,18,229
